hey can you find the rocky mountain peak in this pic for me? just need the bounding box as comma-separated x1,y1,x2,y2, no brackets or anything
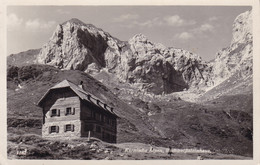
129,33,149,43
231,10,252,44
37,18,112,71
62,18,99,30
212,10,252,86
36,10,252,95
36,17,213,94
63,18,86,25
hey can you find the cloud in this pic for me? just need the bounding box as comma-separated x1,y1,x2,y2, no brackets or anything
192,23,214,34
118,17,162,28
209,16,218,21
7,13,23,30
175,23,214,41
199,23,214,32
25,19,56,31
56,9,71,15
122,15,194,29
135,17,163,28
164,15,196,27
7,14,56,32
174,32,194,41
113,14,139,22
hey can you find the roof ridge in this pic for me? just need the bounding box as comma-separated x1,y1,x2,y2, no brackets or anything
65,80,117,116
38,79,117,117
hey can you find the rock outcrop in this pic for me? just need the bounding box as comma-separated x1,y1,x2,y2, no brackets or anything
110,34,212,94
38,18,114,71
212,10,252,85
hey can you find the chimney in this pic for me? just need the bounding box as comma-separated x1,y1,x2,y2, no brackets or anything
87,94,91,100
78,81,84,89
97,100,100,106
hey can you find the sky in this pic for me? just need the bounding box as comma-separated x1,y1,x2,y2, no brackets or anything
7,6,251,61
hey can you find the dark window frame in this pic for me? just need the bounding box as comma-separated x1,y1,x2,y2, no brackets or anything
64,124,74,132
65,107,75,115
50,109,60,117
66,107,72,115
111,120,115,126
96,125,101,133
95,113,100,121
50,126,59,133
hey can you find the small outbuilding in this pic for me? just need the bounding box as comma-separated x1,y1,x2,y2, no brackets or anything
38,79,118,143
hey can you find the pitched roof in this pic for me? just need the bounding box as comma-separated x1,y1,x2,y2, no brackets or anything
38,79,117,117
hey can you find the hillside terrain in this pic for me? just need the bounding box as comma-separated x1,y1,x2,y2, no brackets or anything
7,65,252,158
7,49,40,67
6,10,253,159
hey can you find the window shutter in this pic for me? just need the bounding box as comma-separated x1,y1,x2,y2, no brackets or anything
72,108,75,115
57,109,60,116
64,125,66,132
49,111,52,117
65,110,67,116
72,124,75,132
56,126,59,133
49,126,51,134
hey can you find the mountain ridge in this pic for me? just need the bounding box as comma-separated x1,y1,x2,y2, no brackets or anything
8,10,252,96
35,18,215,94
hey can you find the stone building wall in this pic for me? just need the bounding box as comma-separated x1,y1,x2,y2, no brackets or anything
42,120,81,139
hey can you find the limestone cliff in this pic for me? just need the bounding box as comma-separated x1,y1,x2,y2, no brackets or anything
110,34,212,94
37,19,211,94
38,18,122,71
212,10,252,86
37,10,252,94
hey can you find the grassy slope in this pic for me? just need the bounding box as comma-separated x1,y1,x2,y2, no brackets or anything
7,64,253,159
8,133,251,160
7,49,41,67
92,70,253,157
7,65,160,144
149,100,252,156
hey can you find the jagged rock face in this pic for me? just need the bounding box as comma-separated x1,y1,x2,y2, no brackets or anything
37,19,211,94
37,18,113,70
212,10,252,85
111,34,212,94
37,9,252,94
231,11,252,44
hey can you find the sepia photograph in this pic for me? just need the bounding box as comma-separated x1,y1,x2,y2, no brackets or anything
2,1,259,163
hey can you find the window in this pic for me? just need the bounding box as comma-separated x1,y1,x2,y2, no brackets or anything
52,109,57,115
111,120,116,127
106,133,110,140
112,135,116,142
64,124,74,132
106,118,110,124
50,109,60,117
96,125,101,133
104,116,110,124
66,107,71,115
104,116,107,123
99,114,102,121
95,113,100,121
99,114,103,121
49,126,59,133
91,111,96,119
101,115,104,122
84,124,93,132
65,107,75,115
